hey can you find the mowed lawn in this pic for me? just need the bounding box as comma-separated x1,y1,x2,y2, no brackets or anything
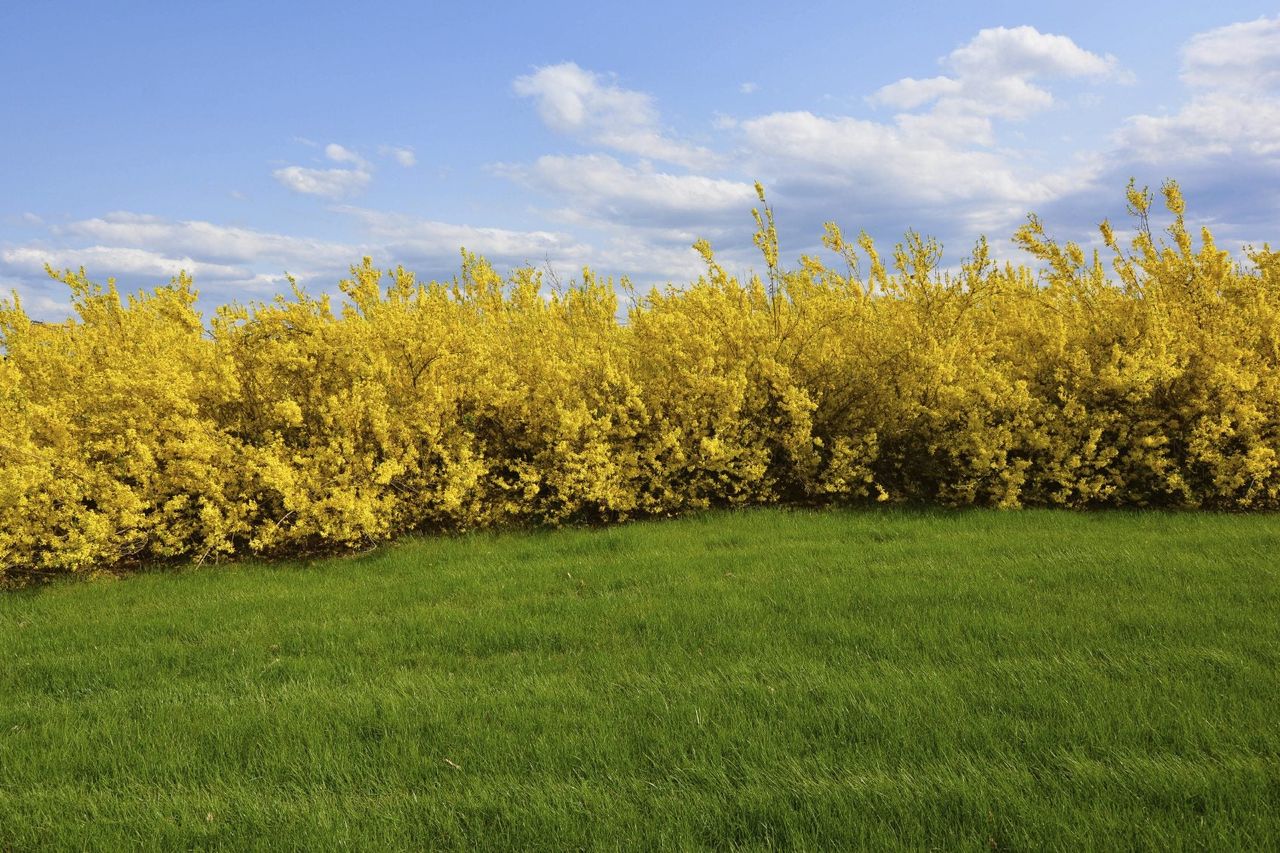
2,508,1278,850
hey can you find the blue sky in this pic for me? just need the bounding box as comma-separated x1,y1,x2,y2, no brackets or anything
3,1,1279,318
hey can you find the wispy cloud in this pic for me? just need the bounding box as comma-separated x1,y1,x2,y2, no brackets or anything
513,62,717,169
1179,16,1280,93
273,142,373,198
323,143,369,169
0,207,593,320
54,212,360,267
379,145,417,167
494,154,756,229
1113,15,1280,162
333,205,588,264
3,244,249,282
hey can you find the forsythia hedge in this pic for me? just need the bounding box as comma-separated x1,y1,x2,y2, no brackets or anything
3,181,1280,579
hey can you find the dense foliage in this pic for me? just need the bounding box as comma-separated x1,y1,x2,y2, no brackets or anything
3,180,1279,578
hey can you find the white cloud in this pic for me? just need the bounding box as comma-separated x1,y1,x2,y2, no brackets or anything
56,212,360,267
495,154,756,228
1116,94,1280,162
514,62,649,133
1113,17,1280,163
0,204,602,318
2,212,369,309
588,232,709,285
2,245,250,282
379,145,417,167
323,143,369,169
20,208,584,278
1181,16,1280,93
335,206,588,263
945,25,1118,79
0,275,73,320
274,142,373,198
869,25,1123,121
735,110,1091,238
869,76,963,110
494,29,1126,262
512,62,716,169
486,20,1275,269
273,165,371,199
739,82,758,95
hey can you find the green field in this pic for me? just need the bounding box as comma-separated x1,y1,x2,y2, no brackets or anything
2,508,1278,849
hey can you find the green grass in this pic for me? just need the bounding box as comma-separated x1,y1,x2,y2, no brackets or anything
2,507,1279,850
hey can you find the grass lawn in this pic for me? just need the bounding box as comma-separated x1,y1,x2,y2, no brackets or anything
2,507,1278,849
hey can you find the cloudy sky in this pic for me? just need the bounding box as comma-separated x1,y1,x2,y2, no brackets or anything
3,0,1279,318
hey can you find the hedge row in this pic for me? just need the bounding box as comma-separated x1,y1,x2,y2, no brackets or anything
3,181,1278,578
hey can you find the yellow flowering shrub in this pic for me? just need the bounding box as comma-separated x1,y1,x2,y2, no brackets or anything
3,180,1278,580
